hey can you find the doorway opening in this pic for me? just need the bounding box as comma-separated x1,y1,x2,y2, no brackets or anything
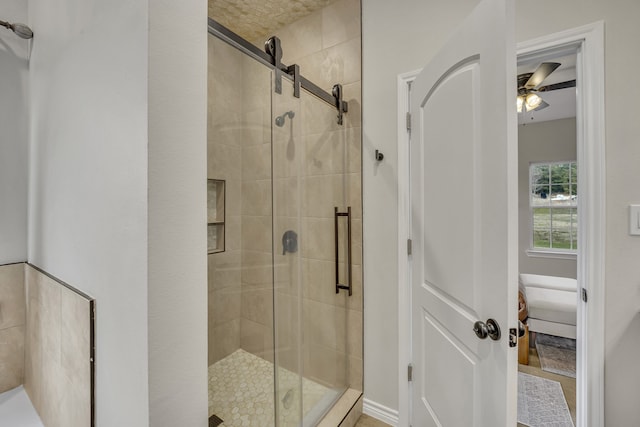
516,45,579,427
515,23,606,427
396,22,605,427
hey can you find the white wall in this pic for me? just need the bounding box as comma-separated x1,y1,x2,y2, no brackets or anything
147,0,208,425
28,0,207,425
363,0,640,424
362,0,479,411
28,1,150,424
0,1,29,264
518,118,577,279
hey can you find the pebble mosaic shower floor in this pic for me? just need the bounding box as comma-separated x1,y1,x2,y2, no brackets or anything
208,349,339,427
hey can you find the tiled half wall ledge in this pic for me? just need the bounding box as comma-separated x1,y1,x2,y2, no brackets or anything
0,262,95,427
0,263,26,394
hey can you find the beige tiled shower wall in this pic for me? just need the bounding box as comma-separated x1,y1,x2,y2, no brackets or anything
270,0,363,392
23,265,93,427
208,37,245,365
0,263,26,393
208,36,276,365
239,51,276,363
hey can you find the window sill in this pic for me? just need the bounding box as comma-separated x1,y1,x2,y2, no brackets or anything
526,249,577,260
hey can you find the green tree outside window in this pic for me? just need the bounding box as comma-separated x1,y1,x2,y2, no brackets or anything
530,161,577,251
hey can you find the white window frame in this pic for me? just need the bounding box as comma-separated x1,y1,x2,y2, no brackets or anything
528,160,578,259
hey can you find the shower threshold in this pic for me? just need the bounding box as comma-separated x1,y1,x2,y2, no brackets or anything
208,349,343,427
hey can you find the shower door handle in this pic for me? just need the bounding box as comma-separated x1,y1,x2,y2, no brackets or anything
335,207,352,296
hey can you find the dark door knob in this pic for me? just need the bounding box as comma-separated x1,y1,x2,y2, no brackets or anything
473,319,501,341
486,318,501,341
473,321,488,339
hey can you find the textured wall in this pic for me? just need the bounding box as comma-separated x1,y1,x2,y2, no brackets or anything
0,263,25,393
24,265,92,427
208,0,340,42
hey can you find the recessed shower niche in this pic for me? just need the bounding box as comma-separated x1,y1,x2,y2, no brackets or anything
207,179,225,254
207,0,363,425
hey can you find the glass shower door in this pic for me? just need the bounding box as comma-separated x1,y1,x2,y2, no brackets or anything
207,33,277,426
208,26,359,427
272,78,350,427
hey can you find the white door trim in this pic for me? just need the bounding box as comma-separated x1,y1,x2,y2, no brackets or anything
397,68,420,427
396,22,605,427
516,21,606,427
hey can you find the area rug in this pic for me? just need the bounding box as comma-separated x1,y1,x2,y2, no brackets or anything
535,333,576,378
518,372,574,427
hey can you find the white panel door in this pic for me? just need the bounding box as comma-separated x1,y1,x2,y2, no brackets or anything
409,0,518,426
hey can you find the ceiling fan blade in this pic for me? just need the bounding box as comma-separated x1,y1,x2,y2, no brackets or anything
537,79,577,92
525,62,561,88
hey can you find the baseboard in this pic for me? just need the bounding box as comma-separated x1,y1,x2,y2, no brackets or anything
363,398,399,426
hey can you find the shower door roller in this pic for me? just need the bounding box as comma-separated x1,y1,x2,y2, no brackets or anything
473,318,501,341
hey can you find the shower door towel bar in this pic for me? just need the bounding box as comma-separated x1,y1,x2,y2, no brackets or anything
335,207,352,296
208,18,348,125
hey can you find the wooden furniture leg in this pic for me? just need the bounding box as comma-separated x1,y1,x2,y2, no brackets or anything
518,323,529,365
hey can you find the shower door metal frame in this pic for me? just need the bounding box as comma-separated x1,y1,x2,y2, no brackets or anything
207,18,348,125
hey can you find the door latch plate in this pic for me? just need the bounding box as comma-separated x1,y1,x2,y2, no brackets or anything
509,328,517,348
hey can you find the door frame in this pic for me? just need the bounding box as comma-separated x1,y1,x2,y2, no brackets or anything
397,21,605,427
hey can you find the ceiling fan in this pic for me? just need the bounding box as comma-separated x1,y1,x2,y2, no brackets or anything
517,62,576,113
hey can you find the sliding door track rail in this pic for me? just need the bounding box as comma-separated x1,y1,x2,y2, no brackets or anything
207,18,348,125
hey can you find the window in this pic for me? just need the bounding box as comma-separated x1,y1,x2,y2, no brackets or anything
530,161,577,252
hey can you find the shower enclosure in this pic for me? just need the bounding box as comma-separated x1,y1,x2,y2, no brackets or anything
207,15,362,427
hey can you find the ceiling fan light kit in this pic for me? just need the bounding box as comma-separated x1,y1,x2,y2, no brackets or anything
516,61,575,113
526,93,542,110
516,93,543,113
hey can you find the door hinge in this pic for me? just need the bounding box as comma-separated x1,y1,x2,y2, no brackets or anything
406,112,412,132
407,239,412,255
408,364,413,381
582,288,588,302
